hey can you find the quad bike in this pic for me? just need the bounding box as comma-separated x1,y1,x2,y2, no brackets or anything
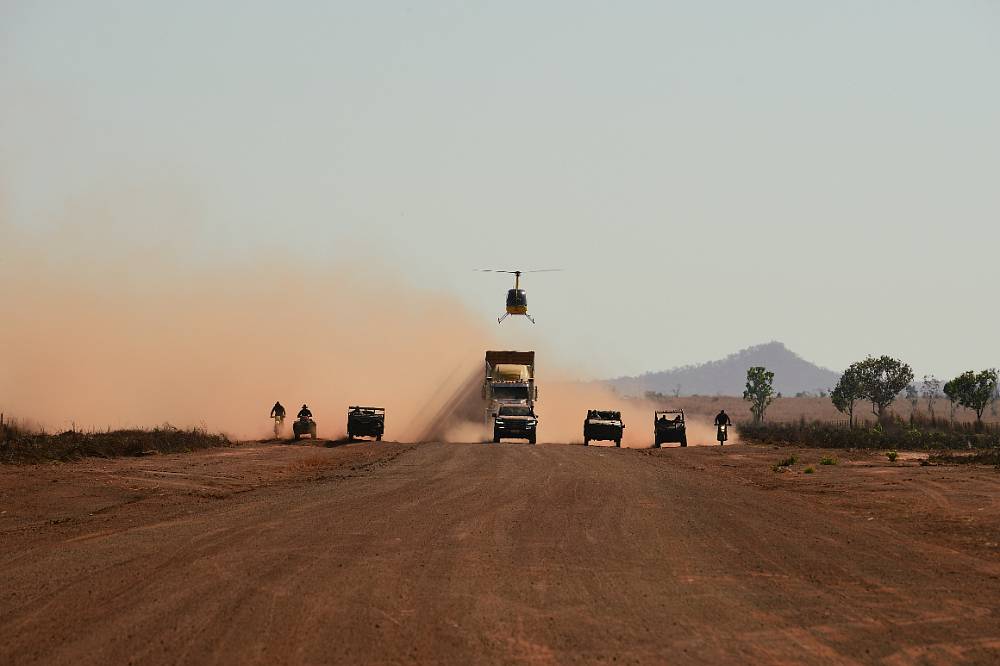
293,416,317,440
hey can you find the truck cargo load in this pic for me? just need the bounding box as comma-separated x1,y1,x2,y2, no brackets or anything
494,364,530,382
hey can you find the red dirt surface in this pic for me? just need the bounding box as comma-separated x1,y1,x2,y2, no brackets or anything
2,441,999,664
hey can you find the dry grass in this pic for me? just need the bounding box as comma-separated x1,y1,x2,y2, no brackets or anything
0,420,231,464
929,450,1000,466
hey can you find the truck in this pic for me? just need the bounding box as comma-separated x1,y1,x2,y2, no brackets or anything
583,410,624,447
483,351,537,425
347,406,385,441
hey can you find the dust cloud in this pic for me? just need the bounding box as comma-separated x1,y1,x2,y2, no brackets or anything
0,223,492,439
1,220,728,446
534,381,727,447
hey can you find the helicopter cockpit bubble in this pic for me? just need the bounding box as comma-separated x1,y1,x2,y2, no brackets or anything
506,289,528,308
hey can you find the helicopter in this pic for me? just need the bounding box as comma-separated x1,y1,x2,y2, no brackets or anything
476,269,561,324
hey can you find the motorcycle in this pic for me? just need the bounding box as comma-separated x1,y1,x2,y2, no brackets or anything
717,423,729,445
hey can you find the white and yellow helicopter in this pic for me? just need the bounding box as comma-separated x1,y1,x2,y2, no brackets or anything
476,269,561,324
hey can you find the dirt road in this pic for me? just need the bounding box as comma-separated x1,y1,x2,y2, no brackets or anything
2,441,999,664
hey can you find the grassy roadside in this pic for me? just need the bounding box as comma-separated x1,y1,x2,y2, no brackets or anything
737,420,1000,452
0,422,231,464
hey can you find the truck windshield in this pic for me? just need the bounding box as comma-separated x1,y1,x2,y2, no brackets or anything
493,386,529,401
499,406,533,417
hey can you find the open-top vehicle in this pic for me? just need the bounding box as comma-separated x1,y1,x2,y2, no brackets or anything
584,410,624,447
653,410,687,448
347,406,385,441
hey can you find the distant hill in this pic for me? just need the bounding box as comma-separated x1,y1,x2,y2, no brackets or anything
607,342,841,397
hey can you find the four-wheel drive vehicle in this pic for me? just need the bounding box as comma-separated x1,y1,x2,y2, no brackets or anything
493,404,537,444
584,410,624,447
293,416,317,440
653,410,687,447
347,406,385,441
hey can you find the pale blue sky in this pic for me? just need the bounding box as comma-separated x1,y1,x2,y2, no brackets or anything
2,1,998,379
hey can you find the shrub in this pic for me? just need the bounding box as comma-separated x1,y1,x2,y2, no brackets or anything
804,466,815,474
819,456,837,465
1,425,231,464
887,451,898,462
737,420,1000,451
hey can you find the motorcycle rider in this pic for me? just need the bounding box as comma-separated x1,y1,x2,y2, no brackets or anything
298,404,313,419
270,401,286,421
714,409,732,445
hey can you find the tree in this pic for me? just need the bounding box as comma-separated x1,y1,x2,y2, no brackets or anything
831,365,864,427
743,366,776,424
905,384,919,412
943,378,960,425
855,355,914,424
946,369,999,426
921,375,940,418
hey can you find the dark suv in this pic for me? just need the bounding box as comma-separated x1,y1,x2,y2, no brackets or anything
492,404,538,444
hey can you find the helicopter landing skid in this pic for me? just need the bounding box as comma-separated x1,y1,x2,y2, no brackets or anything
497,313,535,324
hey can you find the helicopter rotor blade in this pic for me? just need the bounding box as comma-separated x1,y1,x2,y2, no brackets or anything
474,269,563,273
